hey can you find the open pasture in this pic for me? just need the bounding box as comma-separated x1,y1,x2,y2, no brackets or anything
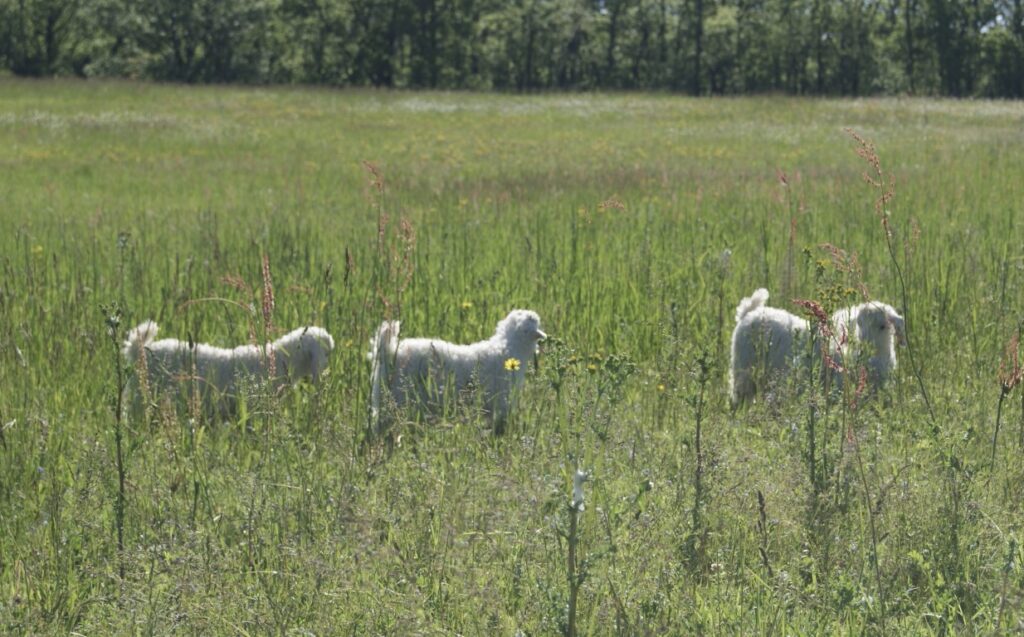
1,80,1024,634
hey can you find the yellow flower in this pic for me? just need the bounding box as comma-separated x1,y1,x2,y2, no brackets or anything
31,245,43,256
504,358,520,371
657,384,666,393
587,363,598,373
461,301,473,310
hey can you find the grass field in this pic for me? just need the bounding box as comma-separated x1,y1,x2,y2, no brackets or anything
2,79,1024,634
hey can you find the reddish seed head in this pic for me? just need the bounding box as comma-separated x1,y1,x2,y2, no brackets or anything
792,298,830,325
793,298,845,373
999,334,1023,393
848,367,868,412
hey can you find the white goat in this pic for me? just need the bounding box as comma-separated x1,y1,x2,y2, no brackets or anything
123,320,335,419
829,301,905,391
729,289,814,407
370,309,546,433
730,289,907,406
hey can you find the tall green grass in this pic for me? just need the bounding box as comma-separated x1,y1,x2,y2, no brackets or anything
1,79,1023,634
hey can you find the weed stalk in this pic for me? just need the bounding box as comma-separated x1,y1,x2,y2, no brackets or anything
685,351,711,568
992,328,1023,471
846,128,934,421
756,490,774,578
103,305,127,581
566,469,588,637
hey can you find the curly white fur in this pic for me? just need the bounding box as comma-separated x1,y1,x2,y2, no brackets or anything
729,289,813,406
829,301,905,390
123,321,335,418
369,309,546,433
729,289,906,406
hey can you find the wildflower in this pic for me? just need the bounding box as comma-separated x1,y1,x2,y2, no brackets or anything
504,358,520,371
587,363,598,373
657,383,666,393
572,469,589,511
461,300,473,310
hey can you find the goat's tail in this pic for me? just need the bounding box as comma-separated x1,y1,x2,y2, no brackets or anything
122,320,159,363
369,321,400,429
735,288,769,323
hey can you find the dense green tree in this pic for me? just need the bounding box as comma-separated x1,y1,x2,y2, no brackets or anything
0,0,1021,96
280,0,353,84
981,0,1024,95
0,0,82,76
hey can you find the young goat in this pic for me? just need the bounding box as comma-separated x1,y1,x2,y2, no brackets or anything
730,290,905,406
370,309,546,434
828,301,905,391
729,289,814,407
123,321,335,419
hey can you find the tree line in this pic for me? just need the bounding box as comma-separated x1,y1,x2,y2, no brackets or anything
1,0,1022,97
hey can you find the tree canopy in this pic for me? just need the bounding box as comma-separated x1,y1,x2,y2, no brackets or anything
1,0,1022,96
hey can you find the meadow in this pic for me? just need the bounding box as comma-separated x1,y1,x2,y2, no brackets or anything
1,79,1023,634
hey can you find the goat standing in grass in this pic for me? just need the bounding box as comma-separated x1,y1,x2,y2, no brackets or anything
370,309,546,434
729,288,814,407
730,290,906,406
123,320,335,420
